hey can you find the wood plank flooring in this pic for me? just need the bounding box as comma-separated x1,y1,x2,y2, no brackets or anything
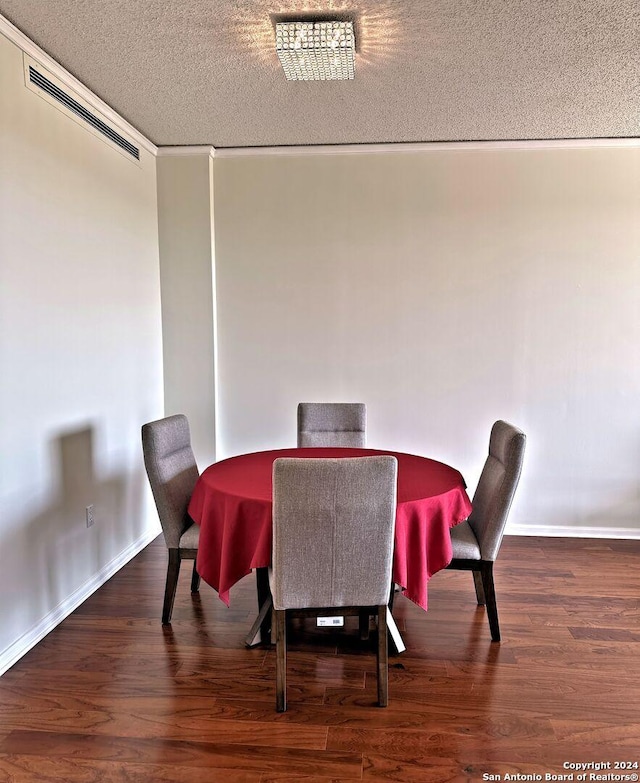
1,535,639,782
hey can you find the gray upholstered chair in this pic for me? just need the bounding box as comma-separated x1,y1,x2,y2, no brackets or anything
271,456,397,712
297,402,367,447
447,420,526,642
142,414,201,625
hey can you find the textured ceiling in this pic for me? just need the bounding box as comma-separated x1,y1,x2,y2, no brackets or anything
1,1,638,148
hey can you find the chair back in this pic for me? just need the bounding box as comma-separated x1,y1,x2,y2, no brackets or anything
272,456,397,610
469,420,526,561
297,402,367,447
142,414,199,549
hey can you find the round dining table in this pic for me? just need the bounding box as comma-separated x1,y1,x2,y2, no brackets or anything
188,447,472,613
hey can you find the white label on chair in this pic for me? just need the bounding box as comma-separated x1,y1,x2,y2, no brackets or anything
317,616,344,627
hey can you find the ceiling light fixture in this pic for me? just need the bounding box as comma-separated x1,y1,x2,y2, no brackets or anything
275,21,355,81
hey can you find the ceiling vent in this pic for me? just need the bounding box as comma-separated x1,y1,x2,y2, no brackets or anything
24,57,140,162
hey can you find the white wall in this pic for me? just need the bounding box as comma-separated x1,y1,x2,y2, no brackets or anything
0,31,164,671
213,146,640,537
157,152,216,468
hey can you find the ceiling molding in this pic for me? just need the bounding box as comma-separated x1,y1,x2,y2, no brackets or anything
0,12,157,157
215,138,640,158
157,146,216,159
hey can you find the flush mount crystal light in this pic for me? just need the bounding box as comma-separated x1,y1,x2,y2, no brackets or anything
275,21,355,81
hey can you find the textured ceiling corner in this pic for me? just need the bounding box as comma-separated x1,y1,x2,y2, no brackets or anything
0,11,157,156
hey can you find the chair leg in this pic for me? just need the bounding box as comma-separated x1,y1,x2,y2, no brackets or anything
245,595,273,648
480,562,500,642
190,559,201,593
376,605,388,707
388,582,397,612
359,610,370,640
386,607,406,654
256,567,272,641
473,570,486,605
162,549,181,625
275,610,287,712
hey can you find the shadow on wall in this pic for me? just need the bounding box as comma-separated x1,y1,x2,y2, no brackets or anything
581,487,640,533
531,435,640,533
9,424,146,628
0,420,163,667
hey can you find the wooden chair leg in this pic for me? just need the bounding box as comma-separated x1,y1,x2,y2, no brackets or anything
386,607,406,654
275,609,287,712
359,610,370,640
377,605,388,707
162,549,181,625
190,559,201,593
473,570,486,605
245,595,273,648
256,567,272,641
388,582,397,612
481,562,500,642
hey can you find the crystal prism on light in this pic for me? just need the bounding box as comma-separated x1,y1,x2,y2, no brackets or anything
275,21,355,81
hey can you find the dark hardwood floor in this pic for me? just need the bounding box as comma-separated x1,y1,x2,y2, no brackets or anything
1,535,639,782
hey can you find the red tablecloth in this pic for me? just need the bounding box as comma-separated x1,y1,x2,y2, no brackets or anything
188,448,472,611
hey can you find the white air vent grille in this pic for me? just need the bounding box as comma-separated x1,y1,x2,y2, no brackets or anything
25,59,140,161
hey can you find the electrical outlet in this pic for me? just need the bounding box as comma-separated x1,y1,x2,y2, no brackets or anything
86,504,95,528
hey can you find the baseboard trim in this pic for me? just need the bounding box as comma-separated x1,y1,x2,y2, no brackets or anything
507,524,640,540
0,527,160,676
